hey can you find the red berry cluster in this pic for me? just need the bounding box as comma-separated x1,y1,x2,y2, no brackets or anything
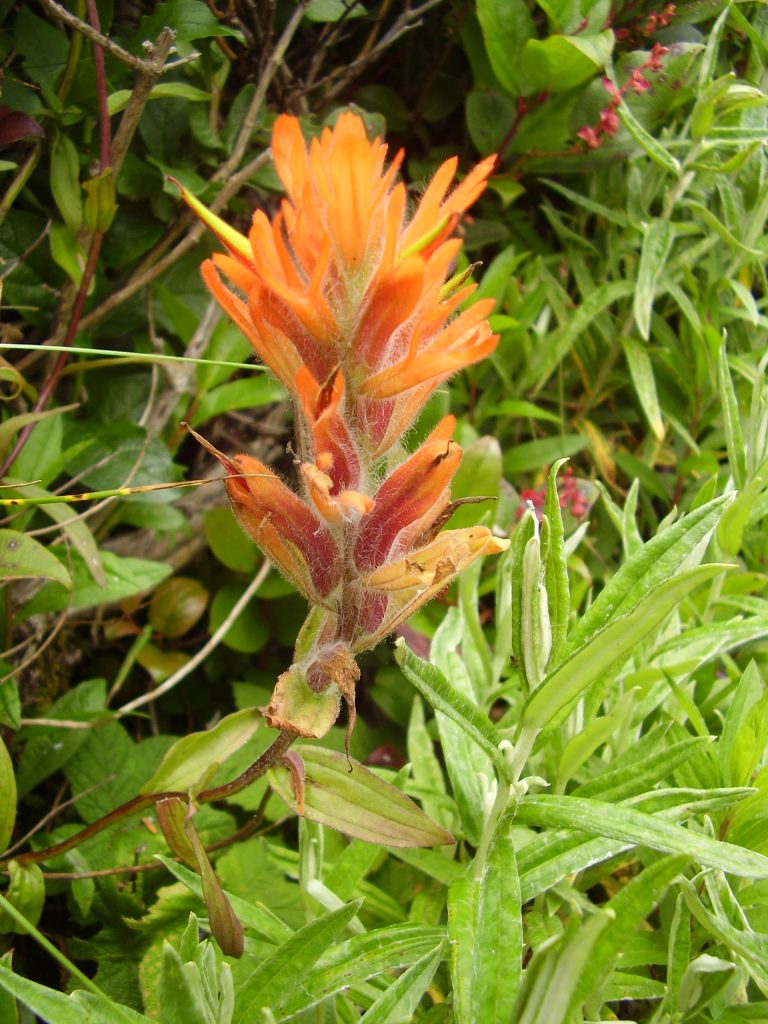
517,467,589,520
576,42,669,150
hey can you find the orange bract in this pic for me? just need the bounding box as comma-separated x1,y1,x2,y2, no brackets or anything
180,113,509,739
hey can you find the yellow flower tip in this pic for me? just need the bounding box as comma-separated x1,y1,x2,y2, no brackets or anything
171,177,252,265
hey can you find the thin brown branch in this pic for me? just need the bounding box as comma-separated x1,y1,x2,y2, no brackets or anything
110,29,176,176
39,0,181,74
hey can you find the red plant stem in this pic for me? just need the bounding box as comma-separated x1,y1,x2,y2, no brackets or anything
85,0,112,171
493,91,548,172
5,729,296,868
0,230,104,477
0,1,113,479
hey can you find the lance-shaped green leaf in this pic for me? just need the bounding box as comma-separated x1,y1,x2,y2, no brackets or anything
156,857,292,944
471,806,523,1022
516,794,768,877
395,639,509,780
718,344,747,489
281,924,446,1017
269,745,454,848
0,964,152,1024
680,877,768,990
634,219,675,340
564,494,732,656
141,708,261,794
234,901,362,1022
512,912,612,1024
572,854,689,1008
360,943,445,1023
448,878,476,1024
622,338,665,440
432,609,493,846
618,100,680,175
0,529,70,588
510,508,537,688
0,737,16,855
521,563,728,732
544,459,570,668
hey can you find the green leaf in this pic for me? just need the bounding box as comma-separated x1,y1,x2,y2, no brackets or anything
522,563,728,732
718,345,747,489
50,134,82,234
148,577,209,639
533,281,637,389
233,901,363,1022
0,861,44,935
16,679,107,797
503,434,589,475
622,338,665,440
448,878,476,1023
449,435,502,529
189,375,286,427
208,582,268,654
108,82,212,116
432,612,493,846
0,529,70,588
634,219,675,340
618,100,681,175
512,912,612,1024
19,549,172,617
360,943,445,1023
138,0,245,41
141,708,261,794
466,90,518,154
564,495,732,656
395,640,509,781
516,794,768,877
269,745,454,848
476,0,536,95
519,32,613,92
572,854,689,1006
156,856,293,944
304,0,368,21
0,737,16,854
544,460,570,667
471,807,523,1021
0,960,150,1023
203,506,259,574
3,479,104,585
281,924,444,1017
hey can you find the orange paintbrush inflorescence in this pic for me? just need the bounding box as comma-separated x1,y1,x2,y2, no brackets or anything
179,112,508,738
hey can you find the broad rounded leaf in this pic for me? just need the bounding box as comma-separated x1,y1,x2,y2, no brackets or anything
149,576,209,638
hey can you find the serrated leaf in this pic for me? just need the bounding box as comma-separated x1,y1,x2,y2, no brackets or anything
269,745,453,848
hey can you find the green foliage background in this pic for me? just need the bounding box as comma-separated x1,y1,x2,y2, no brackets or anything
0,0,767,1020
